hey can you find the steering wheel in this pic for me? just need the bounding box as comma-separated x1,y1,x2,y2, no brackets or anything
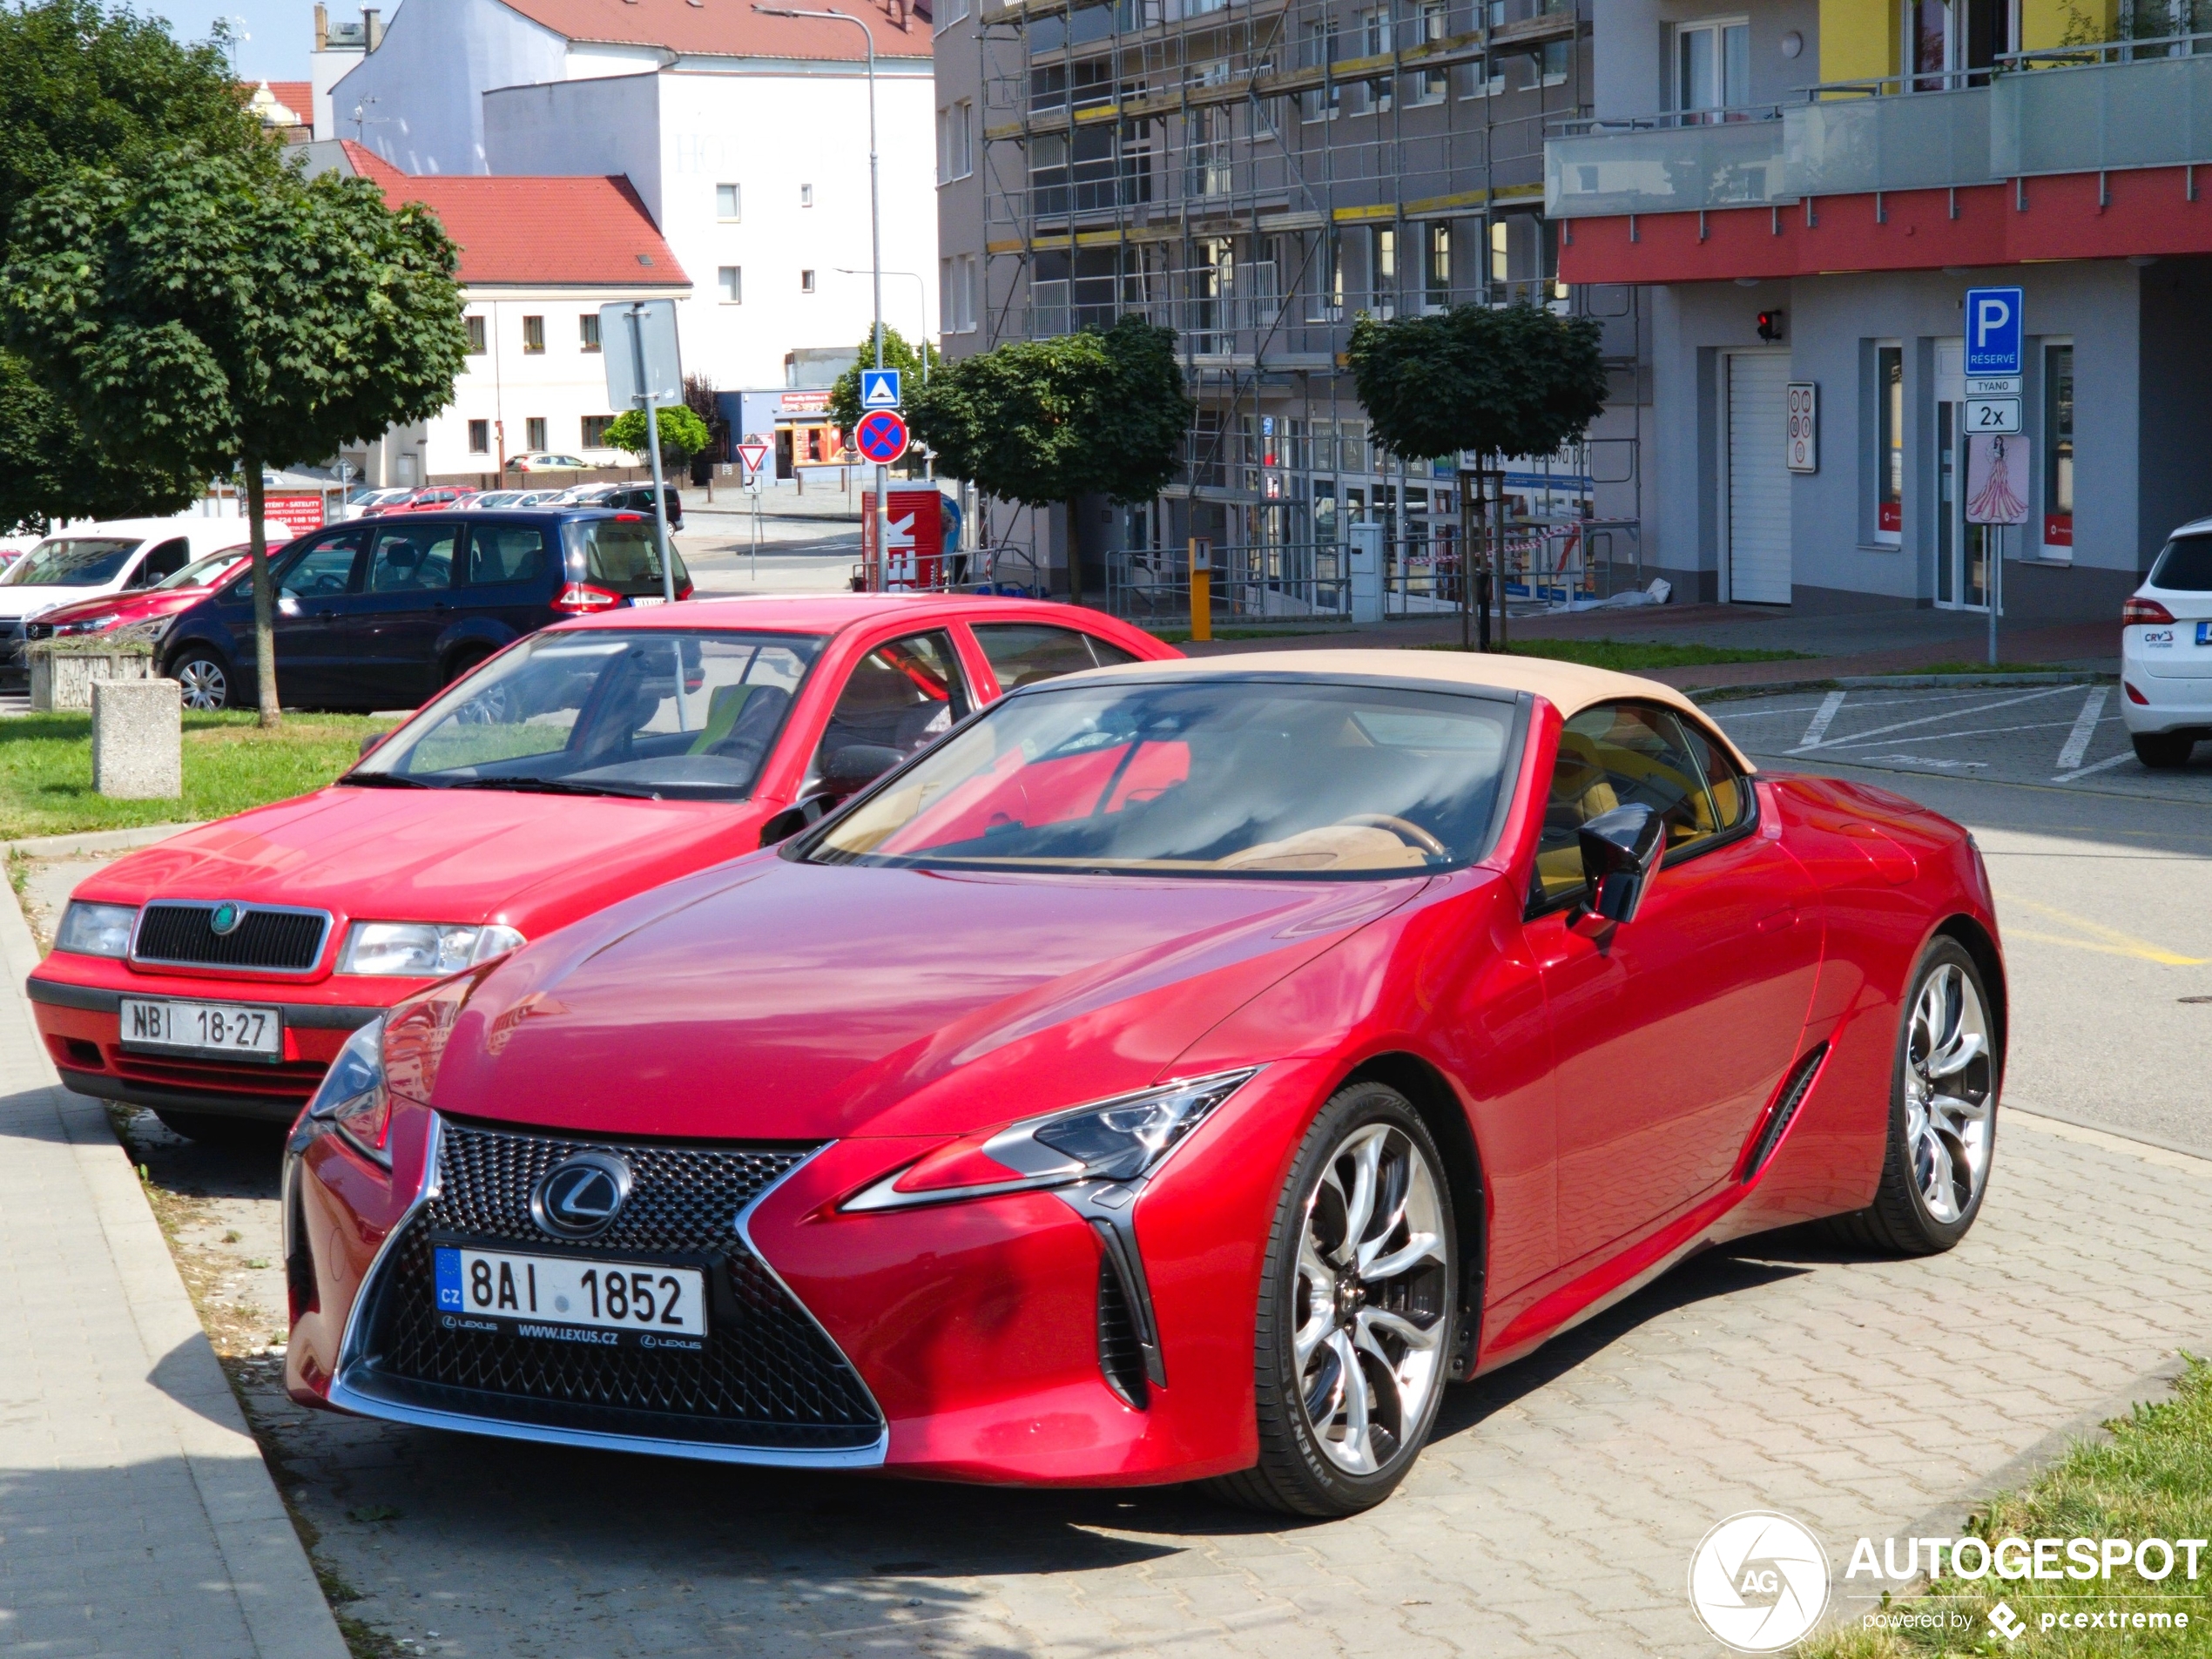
1337,813,1449,858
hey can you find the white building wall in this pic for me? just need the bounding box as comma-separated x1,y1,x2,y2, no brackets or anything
327,0,567,173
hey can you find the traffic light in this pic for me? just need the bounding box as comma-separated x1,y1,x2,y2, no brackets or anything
1757,309,1786,342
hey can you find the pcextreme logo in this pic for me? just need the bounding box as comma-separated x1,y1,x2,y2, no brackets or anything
1689,1512,1832,1653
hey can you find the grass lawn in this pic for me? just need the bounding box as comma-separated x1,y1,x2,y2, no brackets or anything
1150,626,1345,644
1419,637,1816,672
0,711,387,842
1801,1356,2212,1657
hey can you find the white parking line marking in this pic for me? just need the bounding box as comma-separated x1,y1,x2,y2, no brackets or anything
1798,690,1846,748
2051,750,2135,786
1789,684,2074,754
2055,686,2110,772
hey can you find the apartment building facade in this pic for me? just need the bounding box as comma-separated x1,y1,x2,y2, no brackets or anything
934,0,1631,604
1547,0,2211,617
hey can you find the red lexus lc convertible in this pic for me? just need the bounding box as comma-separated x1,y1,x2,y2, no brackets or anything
282,652,2003,1516
30,595,1170,1140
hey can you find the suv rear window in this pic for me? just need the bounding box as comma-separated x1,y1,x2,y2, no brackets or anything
2149,535,2212,591
562,517,690,596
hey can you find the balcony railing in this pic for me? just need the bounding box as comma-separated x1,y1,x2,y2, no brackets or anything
1545,35,2212,217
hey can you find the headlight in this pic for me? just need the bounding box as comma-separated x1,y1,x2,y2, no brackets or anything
56,900,138,958
303,1017,391,1166
338,921,525,976
54,614,119,637
844,1069,1260,1212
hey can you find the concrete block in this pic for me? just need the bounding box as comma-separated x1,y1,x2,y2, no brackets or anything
29,648,153,713
91,678,181,799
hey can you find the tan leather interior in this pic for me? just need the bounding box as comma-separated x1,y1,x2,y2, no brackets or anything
1217,825,1432,873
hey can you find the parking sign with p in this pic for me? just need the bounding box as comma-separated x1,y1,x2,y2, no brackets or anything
1964,287,2023,378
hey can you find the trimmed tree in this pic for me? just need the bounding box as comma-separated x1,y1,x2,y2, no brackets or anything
0,0,276,530
604,403,711,474
1,152,470,723
1348,301,1607,648
911,315,1189,603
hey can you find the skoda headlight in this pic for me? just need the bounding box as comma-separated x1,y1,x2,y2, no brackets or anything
57,900,138,958
303,1017,391,1166
338,921,525,976
845,1068,1260,1212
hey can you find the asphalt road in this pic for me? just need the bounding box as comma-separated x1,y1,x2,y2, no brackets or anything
1710,682,2212,1156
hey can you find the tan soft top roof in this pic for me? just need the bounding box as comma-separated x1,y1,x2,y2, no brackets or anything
1072,648,1757,773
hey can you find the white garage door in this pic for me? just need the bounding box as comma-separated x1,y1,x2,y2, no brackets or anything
1727,353,1792,605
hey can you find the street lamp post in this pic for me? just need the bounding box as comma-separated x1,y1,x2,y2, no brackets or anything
754,4,887,588
835,266,932,478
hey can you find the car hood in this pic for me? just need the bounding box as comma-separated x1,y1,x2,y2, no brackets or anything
0,583,110,619
434,857,1428,1143
82,786,765,934
34,589,206,627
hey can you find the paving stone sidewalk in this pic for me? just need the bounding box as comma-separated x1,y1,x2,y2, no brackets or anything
0,881,346,1657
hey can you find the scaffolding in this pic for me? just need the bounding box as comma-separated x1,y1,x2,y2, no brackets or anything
965,0,1645,617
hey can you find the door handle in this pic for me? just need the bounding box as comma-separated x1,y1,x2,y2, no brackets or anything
1754,907,1801,934
314,609,338,621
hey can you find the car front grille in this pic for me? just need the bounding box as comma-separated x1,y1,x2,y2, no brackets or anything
346,1118,885,1452
132,902,330,972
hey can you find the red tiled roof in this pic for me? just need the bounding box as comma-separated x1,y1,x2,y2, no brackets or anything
339,143,689,288
266,80,314,123
496,0,928,60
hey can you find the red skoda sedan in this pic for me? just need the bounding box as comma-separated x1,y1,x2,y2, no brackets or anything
30,596,1172,1140
281,652,2005,1514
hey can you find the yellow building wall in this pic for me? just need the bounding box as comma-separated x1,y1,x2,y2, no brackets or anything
1821,0,1898,85
2019,0,2119,50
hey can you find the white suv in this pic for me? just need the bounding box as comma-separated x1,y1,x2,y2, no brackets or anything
2121,518,2212,767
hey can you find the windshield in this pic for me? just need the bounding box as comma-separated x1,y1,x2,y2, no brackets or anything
2149,535,2212,591
808,678,1519,877
158,550,246,590
3,537,140,587
349,629,823,799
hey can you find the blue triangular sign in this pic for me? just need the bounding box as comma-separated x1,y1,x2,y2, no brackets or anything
860,368,901,409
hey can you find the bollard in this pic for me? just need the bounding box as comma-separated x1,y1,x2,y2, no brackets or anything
1189,537,1213,644
91,678,182,799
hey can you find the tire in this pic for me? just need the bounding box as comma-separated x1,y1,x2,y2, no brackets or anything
442,647,491,688
152,1109,285,1149
1208,1082,1456,1518
165,646,233,711
2133,732,2195,768
1826,937,1999,1256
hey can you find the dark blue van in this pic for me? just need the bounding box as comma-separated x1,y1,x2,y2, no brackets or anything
158,509,692,711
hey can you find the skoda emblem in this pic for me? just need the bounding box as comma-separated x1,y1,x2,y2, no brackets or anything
208,902,244,936
530,1151,633,1240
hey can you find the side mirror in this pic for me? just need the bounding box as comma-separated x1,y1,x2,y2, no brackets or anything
823,743,905,793
758,792,836,847
1577,802,1666,925
357,728,393,759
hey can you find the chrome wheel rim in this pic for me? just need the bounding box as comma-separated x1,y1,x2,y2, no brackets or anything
1905,963,1994,1224
175,660,226,711
1293,1122,1450,1476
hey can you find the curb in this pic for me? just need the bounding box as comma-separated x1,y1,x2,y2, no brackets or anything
4,822,206,859
1688,671,2109,700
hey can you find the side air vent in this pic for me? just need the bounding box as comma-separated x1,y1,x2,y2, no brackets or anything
1096,1254,1150,1409
1741,1042,1830,1182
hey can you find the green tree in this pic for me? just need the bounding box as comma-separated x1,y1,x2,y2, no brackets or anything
827,325,941,438
2,152,470,723
911,315,1189,602
1348,301,1608,646
0,0,277,530
604,403,711,472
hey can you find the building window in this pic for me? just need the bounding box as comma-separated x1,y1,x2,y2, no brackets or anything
1876,343,1903,543
579,313,601,353
522,315,545,354
1422,222,1451,310
464,314,487,354
2044,341,2074,554
582,415,616,448
1369,226,1397,316
717,183,741,220
799,183,813,207
525,416,548,450
937,100,974,183
719,266,743,304
935,0,968,27
800,268,817,293
940,253,979,333
1675,18,1750,119
468,419,489,454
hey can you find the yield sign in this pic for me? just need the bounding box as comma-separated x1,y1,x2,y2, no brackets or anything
735,442,770,476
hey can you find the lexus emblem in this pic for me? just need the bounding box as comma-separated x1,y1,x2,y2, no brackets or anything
529,1152,633,1240
209,902,244,936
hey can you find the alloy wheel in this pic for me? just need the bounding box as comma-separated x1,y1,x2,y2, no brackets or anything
1292,1122,1450,1476
173,658,227,711
1904,961,1993,1224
